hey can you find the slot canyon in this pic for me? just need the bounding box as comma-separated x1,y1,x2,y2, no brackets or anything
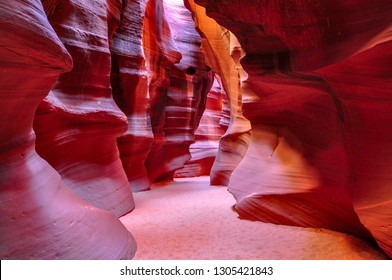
0,0,391,259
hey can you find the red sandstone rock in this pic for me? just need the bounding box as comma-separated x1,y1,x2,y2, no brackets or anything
144,0,214,184
317,42,392,258
0,0,136,259
196,0,392,72
142,0,182,186
33,0,134,216
195,0,392,257
110,0,154,192
4,0,390,260
155,0,213,180
186,0,252,186
175,78,226,177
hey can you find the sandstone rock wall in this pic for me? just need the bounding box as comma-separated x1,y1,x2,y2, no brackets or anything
175,78,227,177
0,0,215,258
144,0,214,185
110,0,154,192
186,0,252,186
0,0,136,259
194,0,392,257
148,0,214,181
34,0,135,217
3,0,391,260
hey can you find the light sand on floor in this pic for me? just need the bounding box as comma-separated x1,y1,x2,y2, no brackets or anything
120,177,388,260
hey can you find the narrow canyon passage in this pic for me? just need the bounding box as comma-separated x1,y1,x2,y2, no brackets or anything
1,0,392,259
120,177,387,260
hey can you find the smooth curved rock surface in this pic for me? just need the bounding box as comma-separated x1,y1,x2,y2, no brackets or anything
145,0,213,184
3,0,391,260
157,0,214,180
318,41,392,258
143,0,182,186
34,0,134,216
195,0,392,257
175,78,227,177
0,0,136,259
110,0,154,192
186,0,251,186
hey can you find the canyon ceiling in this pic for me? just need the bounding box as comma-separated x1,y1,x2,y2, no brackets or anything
0,0,391,259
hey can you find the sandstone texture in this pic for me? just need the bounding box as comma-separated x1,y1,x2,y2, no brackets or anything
175,78,227,177
186,0,252,186
0,0,136,259
110,0,153,192
145,0,213,185
34,0,135,216
194,0,392,257
1,0,391,259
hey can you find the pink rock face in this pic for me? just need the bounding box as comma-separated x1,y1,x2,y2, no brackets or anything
155,0,214,180
143,0,182,186
175,78,227,177
0,0,136,259
3,0,390,260
318,42,392,258
144,0,213,185
194,0,392,257
110,0,154,192
196,0,392,72
33,0,135,216
186,0,252,186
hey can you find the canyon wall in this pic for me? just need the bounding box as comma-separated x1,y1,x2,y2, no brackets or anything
186,0,252,185
0,0,215,259
0,0,136,259
175,78,227,177
110,0,153,193
192,0,392,257
144,0,213,185
34,0,135,217
2,0,391,259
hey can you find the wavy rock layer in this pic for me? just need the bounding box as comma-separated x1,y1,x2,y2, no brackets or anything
0,0,136,259
158,0,213,179
186,0,251,186
143,0,182,186
33,0,134,216
110,0,154,192
194,0,392,257
145,0,213,185
175,78,227,177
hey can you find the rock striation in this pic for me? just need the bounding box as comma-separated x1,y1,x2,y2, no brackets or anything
2,0,391,260
110,0,154,192
34,0,135,216
142,0,182,186
194,0,392,257
186,0,252,186
175,78,227,178
0,0,136,259
144,0,213,185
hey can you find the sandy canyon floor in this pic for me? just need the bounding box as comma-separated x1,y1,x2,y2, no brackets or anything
120,177,388,260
